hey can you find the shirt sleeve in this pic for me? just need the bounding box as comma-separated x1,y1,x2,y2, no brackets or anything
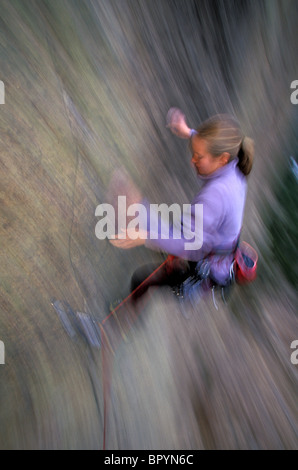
144,187,225,261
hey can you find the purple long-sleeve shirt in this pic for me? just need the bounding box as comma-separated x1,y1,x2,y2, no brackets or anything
144,158,247,285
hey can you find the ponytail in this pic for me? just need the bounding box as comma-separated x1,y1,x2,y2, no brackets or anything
237,136,254,176
195,114,255,176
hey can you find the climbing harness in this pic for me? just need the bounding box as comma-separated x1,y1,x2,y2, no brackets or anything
172,238,258,311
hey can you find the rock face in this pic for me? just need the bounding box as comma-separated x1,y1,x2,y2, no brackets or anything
0,0,297,450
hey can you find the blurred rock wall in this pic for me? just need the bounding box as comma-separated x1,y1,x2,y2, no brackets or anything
0,0,297,449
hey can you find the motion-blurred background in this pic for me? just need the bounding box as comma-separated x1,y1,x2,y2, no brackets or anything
0,0,297,449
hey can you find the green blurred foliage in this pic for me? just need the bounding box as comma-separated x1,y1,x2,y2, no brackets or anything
267,157,298,287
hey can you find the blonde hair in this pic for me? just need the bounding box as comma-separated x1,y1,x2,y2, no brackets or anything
195,114,254,176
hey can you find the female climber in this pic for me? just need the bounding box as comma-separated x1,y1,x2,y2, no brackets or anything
110,109,254,304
